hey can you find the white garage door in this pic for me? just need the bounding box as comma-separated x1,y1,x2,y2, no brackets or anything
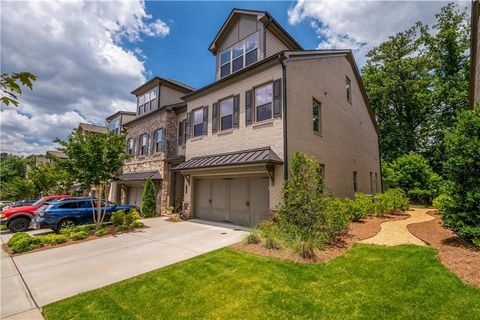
127,186,143,207
194,176,269,226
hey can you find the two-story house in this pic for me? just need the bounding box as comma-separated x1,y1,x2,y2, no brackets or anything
108,77,194,213
172,9,382,226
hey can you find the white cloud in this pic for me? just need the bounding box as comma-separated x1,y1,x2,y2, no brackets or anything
288,0,454,66
0,0,171,155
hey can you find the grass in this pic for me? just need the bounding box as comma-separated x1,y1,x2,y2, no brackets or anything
43,244,480,320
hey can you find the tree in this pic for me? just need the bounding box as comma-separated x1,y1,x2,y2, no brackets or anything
141,177,157,217
1,72,37,107
383,152,442,204
0,154,30,184
441,105,480,246
28,162,74,196
0,177,35,201
57,128,128,229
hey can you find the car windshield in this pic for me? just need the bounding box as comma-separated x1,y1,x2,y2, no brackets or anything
31,198,45,206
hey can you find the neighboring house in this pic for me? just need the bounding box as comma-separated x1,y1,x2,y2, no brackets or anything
78,122,108,134
34,150,68,166
109,77,194,213
471,0,480,107
172,9,381,226
106,111,136,134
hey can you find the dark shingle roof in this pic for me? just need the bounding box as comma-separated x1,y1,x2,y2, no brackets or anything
117,171,162,181
174,147,282,170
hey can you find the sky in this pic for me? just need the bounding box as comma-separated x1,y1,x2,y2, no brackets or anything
1,0,465,156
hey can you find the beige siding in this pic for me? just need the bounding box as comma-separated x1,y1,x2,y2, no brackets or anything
184,64,284,211
286,56,381,199
160,85,185,107
215,15,264,80
265,29,289,57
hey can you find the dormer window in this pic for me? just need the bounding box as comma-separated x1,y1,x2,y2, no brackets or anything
220,33,258,78
137,89,157,115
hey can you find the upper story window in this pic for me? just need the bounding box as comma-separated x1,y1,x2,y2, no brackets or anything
255,83,273,122
178,119,187,145
138,89,157,114
346,76,352,103
109,118,120,135
220,33,258,78
154,128,164,152
313,100,321,134
220,98,233,130
193,108,204,137
127,138,134,155
140,134,148,156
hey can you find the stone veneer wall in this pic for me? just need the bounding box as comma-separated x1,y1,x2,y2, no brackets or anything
122,109,178,214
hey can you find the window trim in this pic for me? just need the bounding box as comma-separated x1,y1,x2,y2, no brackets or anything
127,138,134,155
192,107,204,138
219,32,259,78
154,128,164,153
312,98,322,135
254,82,273,123
219,96,234,131
139,134,147,156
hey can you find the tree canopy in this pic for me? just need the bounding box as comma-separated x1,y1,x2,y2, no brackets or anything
0,72,37,107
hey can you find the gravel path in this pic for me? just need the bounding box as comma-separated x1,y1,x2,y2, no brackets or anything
360,208,435,246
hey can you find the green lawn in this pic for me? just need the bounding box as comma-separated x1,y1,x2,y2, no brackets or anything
43,244,480,320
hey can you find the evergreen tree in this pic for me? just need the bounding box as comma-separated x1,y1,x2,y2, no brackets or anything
141,177,157,217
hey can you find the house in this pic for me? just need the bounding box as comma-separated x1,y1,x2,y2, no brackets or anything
470,0,480,107
172,9,381,226
106,111,136,134
108,77,194,213
78,122,108,134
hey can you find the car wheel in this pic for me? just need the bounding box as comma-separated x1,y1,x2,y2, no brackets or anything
8,217,31,233
58,219,76,230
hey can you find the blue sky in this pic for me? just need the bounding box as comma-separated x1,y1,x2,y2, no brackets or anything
133,1,318,89
1,0,451,155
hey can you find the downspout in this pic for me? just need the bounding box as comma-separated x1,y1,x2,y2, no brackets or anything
280,54,288,180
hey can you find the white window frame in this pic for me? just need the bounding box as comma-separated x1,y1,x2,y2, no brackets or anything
219,32,258,78
255,83,273,122
193,108,204,138
154,128,164,152
140,134,147,156
127,138,134,155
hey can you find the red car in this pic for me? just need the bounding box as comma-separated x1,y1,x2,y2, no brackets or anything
1,195,71,232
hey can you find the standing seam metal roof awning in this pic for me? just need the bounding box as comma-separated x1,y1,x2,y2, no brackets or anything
174,147,283,170
117,171,162,181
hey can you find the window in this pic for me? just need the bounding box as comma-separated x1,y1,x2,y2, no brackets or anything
193,108,204,137
353,171,358,192
319,164,325,178
255,83,273,122
140,134,147,156
375,172,378,193
346,76,352,103
137,89,157,114
154,128,164,152
127,138,134,155
220,98,233,130
178,119,187,145
58,202,79,209
219,33,258,78
369,172,373,194
313,100,321,134
109,118,120,134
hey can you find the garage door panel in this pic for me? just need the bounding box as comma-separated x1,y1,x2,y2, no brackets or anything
196,179,211,220
211,179,228,221
229,178,250,226
250,177,270,225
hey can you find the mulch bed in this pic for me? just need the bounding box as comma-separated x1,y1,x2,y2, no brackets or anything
2,225,148,256
407,211,480,287
231,213,410,264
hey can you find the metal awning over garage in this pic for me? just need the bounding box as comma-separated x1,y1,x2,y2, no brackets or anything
117,171,162,181
174,147,282,170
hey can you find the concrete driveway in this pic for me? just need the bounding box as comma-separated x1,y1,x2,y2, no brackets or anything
0,217,246,319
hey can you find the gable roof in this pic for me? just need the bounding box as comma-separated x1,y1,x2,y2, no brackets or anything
131,77,195,95
78,122,107,134
106,111,136,121
208,8,303,54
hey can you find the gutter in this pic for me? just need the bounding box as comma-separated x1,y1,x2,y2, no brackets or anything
280,54,288,180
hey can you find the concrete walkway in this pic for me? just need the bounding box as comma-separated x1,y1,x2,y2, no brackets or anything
361,208,435,246
0,218,246,319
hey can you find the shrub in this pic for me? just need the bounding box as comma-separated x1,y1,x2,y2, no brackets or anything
40,234,68,245
141,177,157,217
129,221,144,229
167,213,181,222
111,210,125,226
125,208,141,226
116,225,129,232
95,228,108,237
0,224,7,231
73,224,96,233
291,234,319,260
343,193,374,221
70,230,88,241
383,152,442,204
441,106,480,246
374,188,409,216
324,198,350,236
432,194,454,213
59,227,73,236
8,233,42,253
245,232,261,245
264,234,283,250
